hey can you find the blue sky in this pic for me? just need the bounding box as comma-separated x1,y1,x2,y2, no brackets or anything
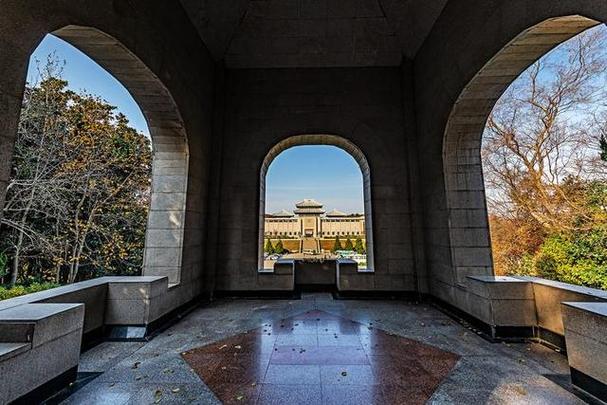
265,146,364,214
28,35,365,214
27,34,150,136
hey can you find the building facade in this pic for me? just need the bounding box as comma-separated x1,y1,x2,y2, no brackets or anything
264,199,365,238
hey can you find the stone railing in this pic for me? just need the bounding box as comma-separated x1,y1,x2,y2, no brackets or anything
0,276,185,403
257,259,295,291
466,275,607,402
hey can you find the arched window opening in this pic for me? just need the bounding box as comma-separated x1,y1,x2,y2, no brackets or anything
482,24,607,290
259,135,374,272
0,27,189,295
443,15,607,290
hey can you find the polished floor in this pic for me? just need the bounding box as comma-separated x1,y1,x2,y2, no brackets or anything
182,309,459,404
63,293,586,404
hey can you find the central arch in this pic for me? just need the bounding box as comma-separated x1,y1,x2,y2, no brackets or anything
258,134,375,272
442,15,601,287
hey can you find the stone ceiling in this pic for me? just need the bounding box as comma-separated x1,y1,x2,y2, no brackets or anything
179,0,448,68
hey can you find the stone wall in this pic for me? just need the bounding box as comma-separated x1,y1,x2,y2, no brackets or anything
210,67,418,291
414,0,607,310
0,0,216,310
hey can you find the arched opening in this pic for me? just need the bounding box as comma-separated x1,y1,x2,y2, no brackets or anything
443,15,602,287
0,26,189,289
258,134,374,273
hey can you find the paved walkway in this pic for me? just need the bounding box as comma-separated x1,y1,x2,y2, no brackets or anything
62,294,585,404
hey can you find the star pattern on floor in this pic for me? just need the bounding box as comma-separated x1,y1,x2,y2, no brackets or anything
181,309,459,404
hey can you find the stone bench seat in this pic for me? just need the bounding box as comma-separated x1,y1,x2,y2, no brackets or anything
562,302,607,403
0,342,30,362
0,276,186,403
0,303,85,403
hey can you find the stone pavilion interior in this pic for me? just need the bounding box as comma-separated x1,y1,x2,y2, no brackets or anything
0,1,607,404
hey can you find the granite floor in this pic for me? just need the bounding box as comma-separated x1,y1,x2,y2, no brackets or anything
60,293,587,404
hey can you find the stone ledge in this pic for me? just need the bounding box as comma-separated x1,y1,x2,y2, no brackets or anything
562,302,607,403
0,342,30,362
0,303,84,404
337,259,375,291
0,303,84,348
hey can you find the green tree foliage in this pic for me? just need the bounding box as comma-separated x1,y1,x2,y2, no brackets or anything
0,282,60,300
264,239,275,254
0,57,151,286
332,236,342,252
354,237,365,254
344,238,354,251
274,239,285,254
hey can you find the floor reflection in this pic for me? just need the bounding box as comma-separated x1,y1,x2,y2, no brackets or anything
182,309,459,404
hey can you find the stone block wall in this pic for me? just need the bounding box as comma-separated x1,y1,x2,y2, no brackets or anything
0,0,216,309
413,0,607,311
209,67,418,291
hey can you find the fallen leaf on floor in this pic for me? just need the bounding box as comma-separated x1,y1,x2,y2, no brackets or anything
341,371,348,377
154,389,163,403
513,385,527,396
132,361,141,369
219,344,227,350
236,395,244,401
171,388,180,393
235,345,242,349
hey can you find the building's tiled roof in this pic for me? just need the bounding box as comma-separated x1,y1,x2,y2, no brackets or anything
326,209,347,217
295,199,323,208
293,207,326,215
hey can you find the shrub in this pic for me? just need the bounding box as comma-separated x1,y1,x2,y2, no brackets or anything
514,227,607,290
0,282,59,301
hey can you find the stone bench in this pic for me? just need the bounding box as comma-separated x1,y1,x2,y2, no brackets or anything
464,276,607,403
336,259,375,291
0,276,170,339
257,259,295,290
466,276,607,345
0,275,186,403
562,302,607,403
0,303,84,403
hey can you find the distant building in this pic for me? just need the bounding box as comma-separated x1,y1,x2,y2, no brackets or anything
264,199,365,238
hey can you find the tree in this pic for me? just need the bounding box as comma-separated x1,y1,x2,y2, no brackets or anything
601,135,607,162
274,239,284,254
344,238,354,251
354,237,365,254
332,236,342,252
264,239,274,254
0,56,151,285
483,26,607,235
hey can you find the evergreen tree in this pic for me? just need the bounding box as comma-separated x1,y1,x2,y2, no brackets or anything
332,236,342,252
354,237,365,254
344,238,354,251
264,239,274,254
275,239,284,254
601,135,607,161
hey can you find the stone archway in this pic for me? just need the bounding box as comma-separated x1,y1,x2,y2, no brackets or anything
8,25,190,285
442,15,600,286
258,134,374,271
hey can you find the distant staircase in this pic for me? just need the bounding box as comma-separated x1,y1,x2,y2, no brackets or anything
302,238,320,253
